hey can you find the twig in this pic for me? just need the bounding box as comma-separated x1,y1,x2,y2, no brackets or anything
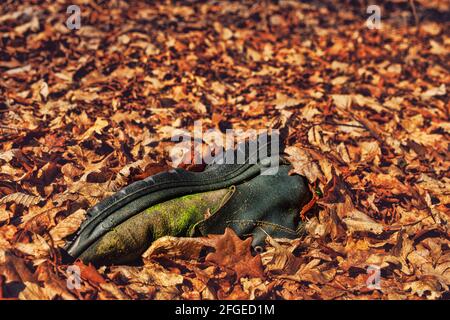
323,120,365,129
408,0,420,32
0,125,20,133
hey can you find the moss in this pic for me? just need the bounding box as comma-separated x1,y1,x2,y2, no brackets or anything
85,187,234,265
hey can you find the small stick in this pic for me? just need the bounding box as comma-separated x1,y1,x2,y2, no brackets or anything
408,0,420,32
0,125,20,132
323,120,365,129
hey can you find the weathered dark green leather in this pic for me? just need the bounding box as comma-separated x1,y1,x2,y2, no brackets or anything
77,188,235,265
66,135,278,259
193,164,309,247
65,134,311,265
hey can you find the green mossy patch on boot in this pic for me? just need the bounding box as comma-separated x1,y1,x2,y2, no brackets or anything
79,188,234,265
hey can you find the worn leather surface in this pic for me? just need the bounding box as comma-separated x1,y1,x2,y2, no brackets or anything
77,188,234,265
66,135,277,258
76,165,310,265
66,134,311,264
194,164,310,247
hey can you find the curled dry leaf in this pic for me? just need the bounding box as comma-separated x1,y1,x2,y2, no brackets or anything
103,157,154,192
14,234,51,259
0,251,36,284
143,263,185,288
98,282,130,300
61,163,84,180
241,277,269,300
331,94,352,110
261,236,302,275
337,198,384,235
49,209,86,245
420,84,446,100
79,118,109,141
18,281,51,300
73,260,106,286
342,209,384,235
285,146,323,183
0,192,42,207
282,258,336,285
143,236,213,261
0,149,19,162
35,263,76,300
404,276,447,300
205,228,265,280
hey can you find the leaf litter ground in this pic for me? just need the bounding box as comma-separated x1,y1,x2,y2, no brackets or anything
0,1,449,300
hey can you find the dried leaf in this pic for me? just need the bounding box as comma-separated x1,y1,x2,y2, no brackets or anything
285,146,323,183
143,236,212,260
74,260,106,286
205,228,265,280
0,193,42,207
49,209,86,244
18,282,50,300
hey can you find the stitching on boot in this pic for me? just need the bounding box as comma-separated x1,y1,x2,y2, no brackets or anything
226,219,297,234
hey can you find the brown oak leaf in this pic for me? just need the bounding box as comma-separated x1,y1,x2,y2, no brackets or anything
74,260,106,286
206,228,265,280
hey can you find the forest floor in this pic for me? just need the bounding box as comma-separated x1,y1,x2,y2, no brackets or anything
0,1,449,300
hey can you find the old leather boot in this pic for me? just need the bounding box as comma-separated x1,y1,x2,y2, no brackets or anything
66,135,311,265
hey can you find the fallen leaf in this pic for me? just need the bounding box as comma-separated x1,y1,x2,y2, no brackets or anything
0,193,42,206
206,228,265,280
49,209,86,244
74,260,106,286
